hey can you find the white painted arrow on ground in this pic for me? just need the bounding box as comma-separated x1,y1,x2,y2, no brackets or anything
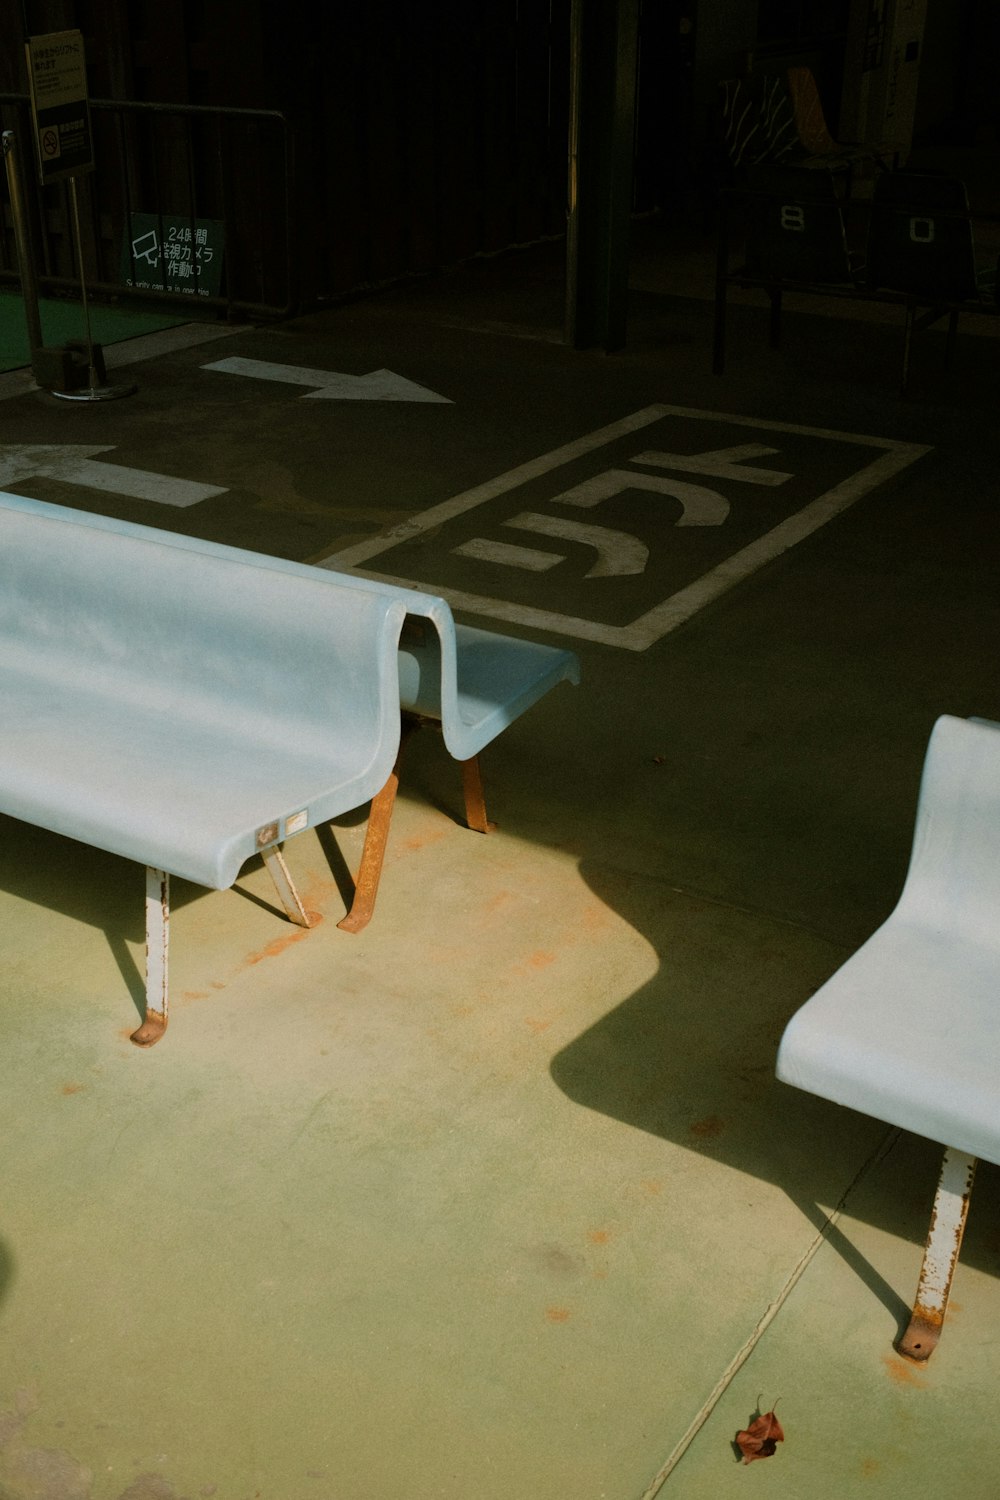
0,445,228,508
203,356,453,403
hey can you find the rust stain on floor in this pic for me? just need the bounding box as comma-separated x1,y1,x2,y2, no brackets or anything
882,1353,929,1388
544,1306,572,1322
482,889,514,914
400,825,448,855
300,870,339,912
509,950,557,979
581,903,613,932
242,922,317,968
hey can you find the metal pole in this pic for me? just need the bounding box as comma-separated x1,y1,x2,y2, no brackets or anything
565,0,584,347
2,129,44,358
563,0,640,351
51,172,135,401
68,174,100,387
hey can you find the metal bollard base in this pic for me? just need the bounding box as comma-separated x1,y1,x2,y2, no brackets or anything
51,380,137,402
36,338,136,400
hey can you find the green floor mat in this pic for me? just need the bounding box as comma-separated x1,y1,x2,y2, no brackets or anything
0,289,191,372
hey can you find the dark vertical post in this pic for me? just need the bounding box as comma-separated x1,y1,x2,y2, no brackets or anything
565,0,640,351
2,130,43,359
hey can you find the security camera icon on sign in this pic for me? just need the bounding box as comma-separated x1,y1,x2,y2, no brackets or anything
131,229,160,266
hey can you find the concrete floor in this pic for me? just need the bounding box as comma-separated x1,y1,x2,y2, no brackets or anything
1,189,1000,1499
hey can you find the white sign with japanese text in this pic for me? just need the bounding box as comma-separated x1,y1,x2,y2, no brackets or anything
25,29,94,182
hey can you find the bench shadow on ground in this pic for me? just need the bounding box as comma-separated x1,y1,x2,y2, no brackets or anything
548,853,1000,1338
0,808,370,1023
0,773,466,1026
3,763,999,1332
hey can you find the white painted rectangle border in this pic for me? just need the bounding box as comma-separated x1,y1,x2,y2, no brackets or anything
318,404,931,652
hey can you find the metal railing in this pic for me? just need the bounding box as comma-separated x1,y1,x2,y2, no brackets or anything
1,95,296,319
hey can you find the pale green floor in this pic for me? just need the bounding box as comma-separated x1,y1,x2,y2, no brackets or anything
2,193,1000,1498
664,1132,1000,1499
0,774,930,1500
2,663,996,1499
0,288,190,372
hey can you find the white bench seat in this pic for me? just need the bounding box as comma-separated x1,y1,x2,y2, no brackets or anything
777,714,1000,1359
396,615,580,761
778,921,1000,1167
2,662,383,892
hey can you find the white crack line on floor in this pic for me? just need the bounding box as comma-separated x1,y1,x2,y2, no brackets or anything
640,1124,902,1498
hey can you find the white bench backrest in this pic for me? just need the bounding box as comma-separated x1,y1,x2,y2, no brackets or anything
1,501,406,759
0,492,580,762
895,714,1000,950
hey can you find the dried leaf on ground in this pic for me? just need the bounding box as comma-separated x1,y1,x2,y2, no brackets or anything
736,1405,784,1464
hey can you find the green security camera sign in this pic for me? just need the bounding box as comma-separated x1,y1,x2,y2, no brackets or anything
121,214,225,299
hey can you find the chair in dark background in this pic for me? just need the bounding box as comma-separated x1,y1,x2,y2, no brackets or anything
865,171,998,388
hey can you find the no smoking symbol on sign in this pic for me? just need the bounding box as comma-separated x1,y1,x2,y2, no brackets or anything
41,128,59,158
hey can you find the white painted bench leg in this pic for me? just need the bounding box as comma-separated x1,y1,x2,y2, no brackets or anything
261,844,314,928
897,1147,977,1362
131,867,169,1048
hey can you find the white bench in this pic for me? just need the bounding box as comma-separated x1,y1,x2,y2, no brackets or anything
0,492,409,1045
777,715,1000,1359
0,492,580,1043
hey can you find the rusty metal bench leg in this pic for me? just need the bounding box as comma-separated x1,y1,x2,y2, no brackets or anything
338,729,414,934
261,844,314,928
460,755,496,834
131,866,169,1047
337,771,400,933
897,1147,977,1362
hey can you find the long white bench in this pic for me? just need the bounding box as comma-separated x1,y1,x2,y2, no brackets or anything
1,491,580,930
0,493,409,1045
777,715,1000,1360
0,492,580,1043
